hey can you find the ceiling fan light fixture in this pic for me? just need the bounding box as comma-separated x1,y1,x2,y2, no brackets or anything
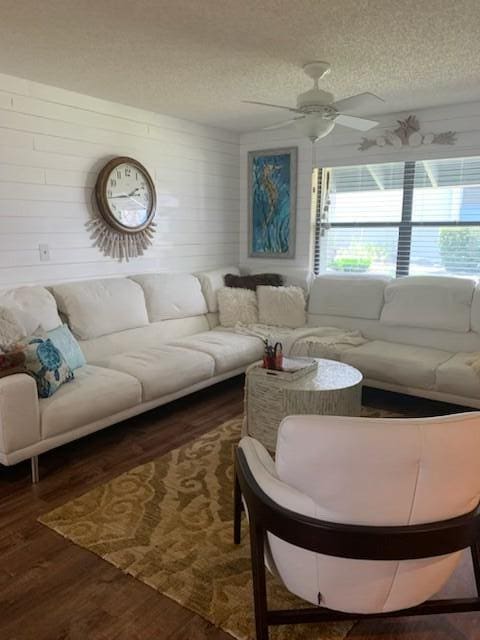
244,61,383,138
294,114,335,142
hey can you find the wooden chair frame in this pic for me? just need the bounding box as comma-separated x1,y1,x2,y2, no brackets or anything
234,447,480,640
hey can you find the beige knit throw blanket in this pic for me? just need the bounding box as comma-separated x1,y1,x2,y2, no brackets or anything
235,323,367,359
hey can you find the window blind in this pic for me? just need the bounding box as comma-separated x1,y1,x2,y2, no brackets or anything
314,156,480,278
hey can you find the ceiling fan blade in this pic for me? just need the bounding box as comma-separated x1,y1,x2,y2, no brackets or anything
243,100,302,113
334,114,379,131
331,92,385,113
262,116,305,131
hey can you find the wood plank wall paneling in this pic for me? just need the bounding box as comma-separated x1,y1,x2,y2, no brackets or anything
239,100,480,273
0,72,240,288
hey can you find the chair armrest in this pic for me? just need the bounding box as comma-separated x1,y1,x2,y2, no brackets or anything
239,436,277,477
238,436,316,518
0,373,40,463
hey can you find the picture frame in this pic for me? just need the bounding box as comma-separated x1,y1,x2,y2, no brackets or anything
248,147,297,259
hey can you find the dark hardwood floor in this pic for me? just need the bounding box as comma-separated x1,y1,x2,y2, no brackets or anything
0,377,479,640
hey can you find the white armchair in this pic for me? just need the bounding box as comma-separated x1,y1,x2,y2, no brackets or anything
234,412,480,640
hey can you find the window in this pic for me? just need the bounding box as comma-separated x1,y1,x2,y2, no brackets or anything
313,156,480,277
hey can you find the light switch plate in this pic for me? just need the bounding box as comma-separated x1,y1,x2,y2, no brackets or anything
39,244,50,261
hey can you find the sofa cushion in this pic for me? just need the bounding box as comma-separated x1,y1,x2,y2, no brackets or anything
52,278,149,340
168,330,263,374
436,353,480,399
308,275,389,320
40,364,142,438
94,345,214,402
130,273,207,321
195,266,240,312
0,286,61,332
381,276,475,332
79,316,210,363
341,340,452,389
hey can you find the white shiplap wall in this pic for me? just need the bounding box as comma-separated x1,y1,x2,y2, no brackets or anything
0,72,240,287
240,100,480,273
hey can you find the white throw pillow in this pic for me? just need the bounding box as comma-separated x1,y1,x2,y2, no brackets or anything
0,286,61,332
4,305,40,336
217,287,258,327
257,285,306,328
0,306,33,351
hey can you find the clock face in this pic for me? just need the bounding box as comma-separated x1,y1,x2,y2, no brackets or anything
105,161,154,229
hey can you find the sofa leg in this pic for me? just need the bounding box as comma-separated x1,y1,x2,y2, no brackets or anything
31,456,39,483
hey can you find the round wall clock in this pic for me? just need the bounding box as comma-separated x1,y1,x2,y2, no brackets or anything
89,156,157,261
95,156,157,233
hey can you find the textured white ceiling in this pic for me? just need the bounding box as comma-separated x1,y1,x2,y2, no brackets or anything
1,0,480,131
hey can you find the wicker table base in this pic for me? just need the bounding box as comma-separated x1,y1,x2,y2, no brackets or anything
244,358,363,452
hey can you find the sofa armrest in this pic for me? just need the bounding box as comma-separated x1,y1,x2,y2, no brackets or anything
0,373,40,462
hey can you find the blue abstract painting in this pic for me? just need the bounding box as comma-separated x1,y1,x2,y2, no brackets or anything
248,147,297,258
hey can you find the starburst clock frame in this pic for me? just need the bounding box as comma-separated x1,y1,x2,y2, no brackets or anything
88,156,157,261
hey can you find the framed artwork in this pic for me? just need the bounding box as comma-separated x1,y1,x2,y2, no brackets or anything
248,147,297,259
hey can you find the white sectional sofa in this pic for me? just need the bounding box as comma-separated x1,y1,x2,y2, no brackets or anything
0,267,264,472
1,268,480,478
308,274,480,407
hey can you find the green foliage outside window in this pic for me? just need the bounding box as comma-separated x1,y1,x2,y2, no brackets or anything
439,227,480,274
330,242,387,273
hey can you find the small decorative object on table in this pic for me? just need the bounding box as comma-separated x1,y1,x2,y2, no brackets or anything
262,338,284,371
261,347,317,381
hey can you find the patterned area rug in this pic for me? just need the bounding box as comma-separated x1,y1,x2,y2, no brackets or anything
39,408,400,640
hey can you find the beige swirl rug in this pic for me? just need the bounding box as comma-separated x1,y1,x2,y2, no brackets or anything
39,409,398,640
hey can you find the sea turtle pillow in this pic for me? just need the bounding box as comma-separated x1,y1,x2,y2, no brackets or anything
21,334,74,398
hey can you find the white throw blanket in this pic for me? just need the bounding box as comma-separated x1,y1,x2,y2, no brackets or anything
235,323,367,359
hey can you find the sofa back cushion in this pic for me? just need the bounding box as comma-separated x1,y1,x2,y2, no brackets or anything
0,286,61,332
308,275,389,320
52,278,149,340
130,273,207,322
195,266,240,312
380,276,474,332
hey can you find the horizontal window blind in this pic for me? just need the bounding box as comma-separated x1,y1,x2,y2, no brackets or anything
315,156,480,277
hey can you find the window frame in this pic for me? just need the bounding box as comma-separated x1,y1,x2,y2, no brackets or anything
314,159,480,277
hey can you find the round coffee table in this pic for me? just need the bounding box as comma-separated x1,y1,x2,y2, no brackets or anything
244,358,363,452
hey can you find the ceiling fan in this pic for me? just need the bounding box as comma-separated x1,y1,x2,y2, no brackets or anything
244,61,385,142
